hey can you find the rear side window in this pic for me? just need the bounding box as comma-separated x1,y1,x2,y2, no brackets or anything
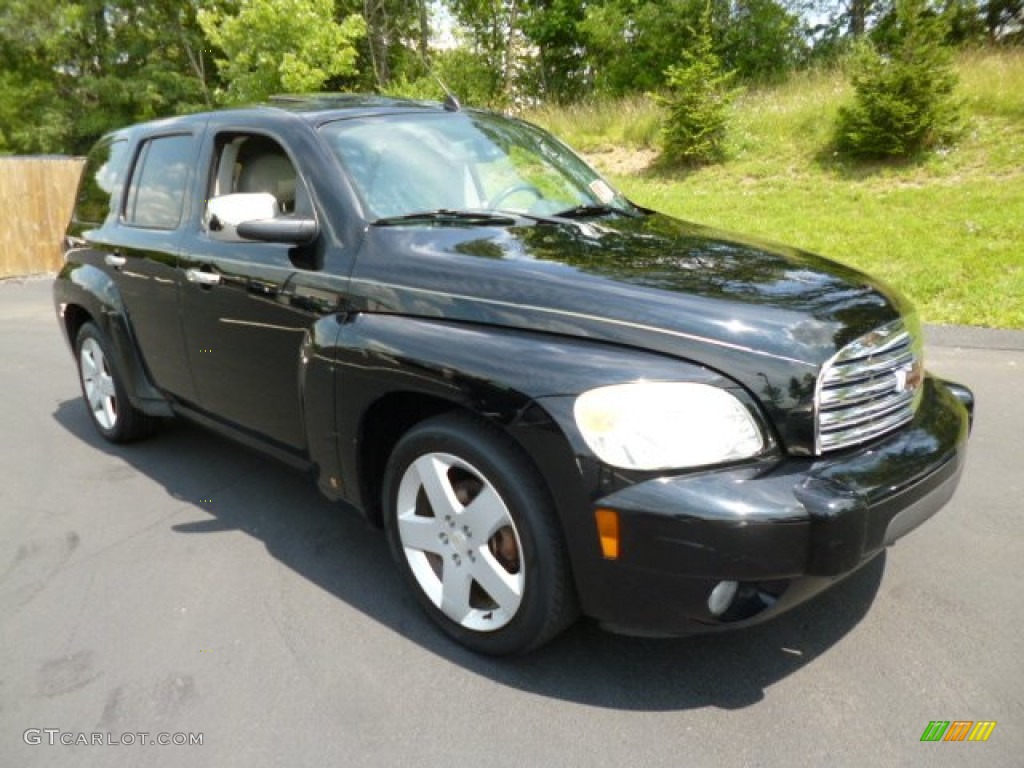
124,134,195,230
74,138,129,226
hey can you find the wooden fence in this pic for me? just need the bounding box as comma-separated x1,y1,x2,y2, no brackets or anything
0,157,84,279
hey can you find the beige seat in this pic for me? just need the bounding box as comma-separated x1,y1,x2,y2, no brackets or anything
237,153,297,213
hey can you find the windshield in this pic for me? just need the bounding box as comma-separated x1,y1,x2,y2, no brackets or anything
318,110,636,221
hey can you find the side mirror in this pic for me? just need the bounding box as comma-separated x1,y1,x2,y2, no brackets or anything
205,193,277,241
205,192,319,246
236,217,319,245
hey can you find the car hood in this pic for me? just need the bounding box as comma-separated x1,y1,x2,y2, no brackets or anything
350,213,912,454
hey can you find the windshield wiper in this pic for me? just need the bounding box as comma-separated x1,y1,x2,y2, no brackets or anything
372,209,517,227
551,203,640,219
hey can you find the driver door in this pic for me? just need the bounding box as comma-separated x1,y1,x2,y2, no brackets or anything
177,131,321,451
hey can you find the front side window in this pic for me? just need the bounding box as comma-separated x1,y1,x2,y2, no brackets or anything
207,133,308,218
124,135,195,229
200,133,317,246
74,138,129,226
318,111,634,220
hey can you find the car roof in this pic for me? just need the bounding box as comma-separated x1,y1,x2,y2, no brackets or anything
264,93,456,121
107,94,464,140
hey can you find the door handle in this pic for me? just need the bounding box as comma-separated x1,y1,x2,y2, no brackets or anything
185,268,221,287
104,253,126,268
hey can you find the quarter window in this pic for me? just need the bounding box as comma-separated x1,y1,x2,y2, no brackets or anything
74,138,129,226
124,135,195,229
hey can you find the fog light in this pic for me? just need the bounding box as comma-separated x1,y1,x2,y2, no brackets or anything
708,580,739,617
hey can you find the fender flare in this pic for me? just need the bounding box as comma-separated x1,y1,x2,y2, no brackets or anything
53,263,173,417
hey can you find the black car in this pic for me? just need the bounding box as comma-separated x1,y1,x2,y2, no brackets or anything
54,95,973,655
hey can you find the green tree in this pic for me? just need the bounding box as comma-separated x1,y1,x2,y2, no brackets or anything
199,0,366,103
577,0,804,95
939,0,988,45
657,10,739,166
983,0,1023,41
0,0,68,152
719,0,807,82
519,0,589,102
870,0,988,46
581,0,703,95
347,0,433,89
445,0,532,102
382,48,503,106
849,0,879,34
0,0,217,154
834,0,962,159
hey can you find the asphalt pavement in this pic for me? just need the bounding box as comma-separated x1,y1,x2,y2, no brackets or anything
1,276,1021,768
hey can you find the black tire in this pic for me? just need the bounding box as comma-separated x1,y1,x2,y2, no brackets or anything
383,412,577,655
74,322,157,443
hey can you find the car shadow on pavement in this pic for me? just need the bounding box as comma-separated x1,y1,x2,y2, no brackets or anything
54,399,885,712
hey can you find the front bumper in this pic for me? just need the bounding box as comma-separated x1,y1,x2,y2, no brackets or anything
575,375,972,636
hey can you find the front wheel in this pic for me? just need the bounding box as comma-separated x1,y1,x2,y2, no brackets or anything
383,413,577,655
75,322,156,443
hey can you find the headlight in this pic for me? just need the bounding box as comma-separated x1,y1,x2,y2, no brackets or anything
573,382,765,471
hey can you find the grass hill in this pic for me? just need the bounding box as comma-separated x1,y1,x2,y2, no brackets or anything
526,50,1024,329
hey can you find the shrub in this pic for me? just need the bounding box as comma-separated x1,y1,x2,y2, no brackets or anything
834,0,963,159
656,13,738,166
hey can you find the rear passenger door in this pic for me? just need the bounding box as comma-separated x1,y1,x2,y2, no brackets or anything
106,132,201,402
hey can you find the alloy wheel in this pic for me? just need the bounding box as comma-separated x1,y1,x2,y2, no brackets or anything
79,336,118,430
395,452,525,632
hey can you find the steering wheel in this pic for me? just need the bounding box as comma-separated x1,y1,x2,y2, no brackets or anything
489,183,543,210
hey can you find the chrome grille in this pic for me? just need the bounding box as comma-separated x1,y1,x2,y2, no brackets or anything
816,319,924,453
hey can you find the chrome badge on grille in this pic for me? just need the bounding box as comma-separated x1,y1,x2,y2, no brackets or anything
893,360,924,395
816,319,924,454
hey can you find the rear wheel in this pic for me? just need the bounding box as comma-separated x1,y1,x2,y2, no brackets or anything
383,413,577,655
75,322,156,443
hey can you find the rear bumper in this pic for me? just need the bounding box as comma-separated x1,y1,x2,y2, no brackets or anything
576,375,972,636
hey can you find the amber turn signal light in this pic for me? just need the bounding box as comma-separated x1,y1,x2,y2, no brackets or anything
595,508,620,560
